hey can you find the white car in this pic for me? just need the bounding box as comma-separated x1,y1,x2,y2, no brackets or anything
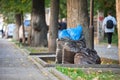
7,23,16,37
0,31,2,38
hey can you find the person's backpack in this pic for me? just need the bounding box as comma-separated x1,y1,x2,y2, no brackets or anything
106,18,114,29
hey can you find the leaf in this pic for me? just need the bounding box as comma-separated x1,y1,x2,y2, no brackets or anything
92,76,99,80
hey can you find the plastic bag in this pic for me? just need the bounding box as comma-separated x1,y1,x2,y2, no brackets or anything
67,25,83,40
58,29,70,39
58,25,83,40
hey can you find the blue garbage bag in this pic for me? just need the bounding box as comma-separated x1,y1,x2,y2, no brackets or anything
67,25,83,40
58,29,70,39
58,25,83,40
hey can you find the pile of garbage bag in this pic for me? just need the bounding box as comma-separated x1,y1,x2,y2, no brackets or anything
56,25,101,64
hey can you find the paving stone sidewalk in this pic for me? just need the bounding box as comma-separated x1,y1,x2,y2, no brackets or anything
0,38,58,80
95,44,119,60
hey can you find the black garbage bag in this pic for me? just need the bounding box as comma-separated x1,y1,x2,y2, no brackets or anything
74,48,101,64
56,37,86,64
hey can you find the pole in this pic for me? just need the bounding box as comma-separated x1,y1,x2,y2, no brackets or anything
89,0,94,49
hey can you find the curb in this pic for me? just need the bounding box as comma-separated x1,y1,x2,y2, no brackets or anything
12,41,72,80
32,57,72,80
28,57,60,80
11,40,120,79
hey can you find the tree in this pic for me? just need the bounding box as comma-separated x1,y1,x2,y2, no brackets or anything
48,0,60,52
0,0,31,40
14,13,22,40
59,0,67,18
31,0,48,47
67,0,91,48
94,0,116,16
116,0,120,64
45,0,66,19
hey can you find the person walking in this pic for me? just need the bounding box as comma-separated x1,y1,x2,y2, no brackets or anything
102,11,117,48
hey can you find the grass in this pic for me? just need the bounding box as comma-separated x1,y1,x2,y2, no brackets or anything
11,39,48,53
11,39,23,47
26,47,48,53
56,66,120,80
112,33,118,45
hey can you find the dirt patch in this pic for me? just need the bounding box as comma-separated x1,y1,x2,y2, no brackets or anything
101,57,119,64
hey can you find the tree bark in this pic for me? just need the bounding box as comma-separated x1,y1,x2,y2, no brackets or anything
21,11,25,44
31,0,48,47
96,10,104,44
67,0,91,48
13,13,21,40
48,0,60,53
116,0,120,64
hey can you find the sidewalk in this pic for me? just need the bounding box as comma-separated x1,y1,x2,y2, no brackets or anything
0,38,58,80
95,44,119,60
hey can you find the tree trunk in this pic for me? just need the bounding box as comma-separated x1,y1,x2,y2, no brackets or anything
48,0,59,53
13,13,21,40
21,11,25,44
96,10,104,44
67,0,91,48
31,0,48,47
27,25,32,45
116,0,120,64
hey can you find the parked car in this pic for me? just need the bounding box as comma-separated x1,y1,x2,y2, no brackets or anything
0,31,2,38
6,23,16,38
19,20,31,42
24,20,30,27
